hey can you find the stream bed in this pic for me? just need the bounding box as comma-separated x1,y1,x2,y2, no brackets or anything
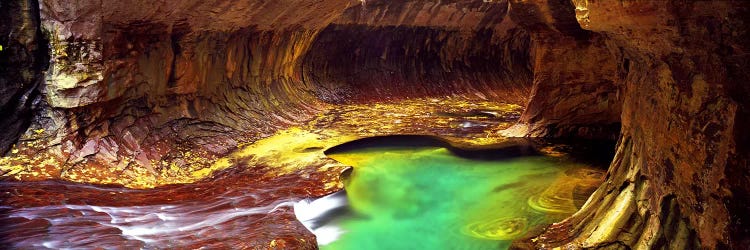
0,137,604,249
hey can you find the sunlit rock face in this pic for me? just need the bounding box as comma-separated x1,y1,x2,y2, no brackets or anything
1,0,748,249
591,2,748,248
2,0,532,188
3,0,355,186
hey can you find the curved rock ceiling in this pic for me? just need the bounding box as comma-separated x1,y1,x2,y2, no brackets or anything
0,0,748,248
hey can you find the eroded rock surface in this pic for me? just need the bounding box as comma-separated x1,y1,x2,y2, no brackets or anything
507,0,749,248
0,0,748,249
2,0,532,188
0,0,47,155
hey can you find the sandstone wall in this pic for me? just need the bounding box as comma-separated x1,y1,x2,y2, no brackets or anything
1,0,748,248
0,0,47,154
508,0,749,248
304,0,531,104
5,0,355,186
3,0,532,187
504,0,623,140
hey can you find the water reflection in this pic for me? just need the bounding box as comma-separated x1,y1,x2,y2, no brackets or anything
295,145,604,250
0,140,604,249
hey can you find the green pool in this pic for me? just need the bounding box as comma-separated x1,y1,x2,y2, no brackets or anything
299,143,603,250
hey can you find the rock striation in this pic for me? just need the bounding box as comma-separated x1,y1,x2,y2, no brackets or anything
506,0,749,248
2,0,533,187
0,0,748,248
0,0,48,154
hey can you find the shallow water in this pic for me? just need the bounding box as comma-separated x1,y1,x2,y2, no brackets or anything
0,141,602,249
296,146,603,250
0,167,332,249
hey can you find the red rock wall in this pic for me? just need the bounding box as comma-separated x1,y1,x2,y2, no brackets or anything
3,0,748,247
591,1,749,247
503,0,623,140
508,0,750,248
304,0,531,104
6,0,534,186
12,0,356,182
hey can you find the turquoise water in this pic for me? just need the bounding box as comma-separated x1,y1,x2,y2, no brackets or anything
318,146,602,250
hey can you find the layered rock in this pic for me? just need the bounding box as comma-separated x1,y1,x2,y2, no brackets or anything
2,0,533,187
5,0,355,187
503,0,622,140
508,0,749,248
0,0,47,154
1,0,748,248
306,0,532,104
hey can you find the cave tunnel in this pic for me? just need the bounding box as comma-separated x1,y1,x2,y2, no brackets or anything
0,0,748,249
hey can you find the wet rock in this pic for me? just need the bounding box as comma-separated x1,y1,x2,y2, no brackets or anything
508,0,750,248
0,0,748,248
5,0,357,186
0,0,48,154
3,0,534,188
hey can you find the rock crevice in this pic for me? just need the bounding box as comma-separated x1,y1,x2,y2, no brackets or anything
0,0,49,155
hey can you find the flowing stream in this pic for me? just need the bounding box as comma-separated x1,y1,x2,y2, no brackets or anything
0,139,603,249
0,167,327,249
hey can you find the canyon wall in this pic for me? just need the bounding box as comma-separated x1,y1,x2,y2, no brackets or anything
305,0,532,104
501,0,624,141
0,0,47,154
305,24,531,104
1,0,532,187
2,0,355,186
1,0,748,248
508,0,749,248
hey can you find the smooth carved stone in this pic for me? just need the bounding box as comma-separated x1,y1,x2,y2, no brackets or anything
0,0,748,249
